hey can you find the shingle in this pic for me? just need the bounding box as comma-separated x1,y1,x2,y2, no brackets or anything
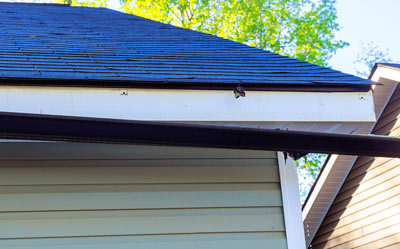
0,2,373,88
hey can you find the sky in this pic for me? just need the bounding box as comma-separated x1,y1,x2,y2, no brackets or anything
111,0,400,77
3,0,399,77
330,0,400,76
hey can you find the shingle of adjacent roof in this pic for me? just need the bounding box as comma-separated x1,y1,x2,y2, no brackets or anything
0,2,373,89
379,63,400,70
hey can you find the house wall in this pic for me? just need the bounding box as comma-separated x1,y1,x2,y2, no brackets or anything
310,81,400,249
0,143,288,249
302,77,399,247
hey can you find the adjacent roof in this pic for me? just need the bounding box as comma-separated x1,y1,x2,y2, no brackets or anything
0,2,373,90
380,63,400,68
302,63,400,247
310,73,400,248
370,63,400,79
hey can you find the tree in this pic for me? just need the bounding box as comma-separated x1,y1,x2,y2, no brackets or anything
297,153,327,202
355,41,395,78
57,0,106,7
122,0,348,66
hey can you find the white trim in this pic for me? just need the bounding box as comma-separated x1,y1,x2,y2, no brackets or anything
302,154,338,219
0,85,375,122
301,66,400,247
277,152,306,249
371,66,400,83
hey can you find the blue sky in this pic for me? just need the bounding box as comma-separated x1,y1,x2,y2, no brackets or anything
330,0,400,76
110,0,400,77
3,0,399,77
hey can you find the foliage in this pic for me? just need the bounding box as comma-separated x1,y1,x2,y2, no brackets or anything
56,0,106,7
121,0,348,66
296,153,327,177
297,153,327,203
355,41,394,78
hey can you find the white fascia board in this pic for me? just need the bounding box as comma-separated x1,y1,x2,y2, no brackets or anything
371,66,400,83
0,86,375,122
278,152,306,249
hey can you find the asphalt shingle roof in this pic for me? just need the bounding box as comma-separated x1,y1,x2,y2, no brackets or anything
379,63,400,69
0,2,373,89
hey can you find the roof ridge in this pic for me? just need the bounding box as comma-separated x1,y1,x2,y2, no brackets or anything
0,1,69,7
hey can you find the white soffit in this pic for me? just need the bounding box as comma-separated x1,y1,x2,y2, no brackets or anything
0,86,375,122
302,64,400,247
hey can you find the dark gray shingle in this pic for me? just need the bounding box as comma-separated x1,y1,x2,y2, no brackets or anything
0,2,373,89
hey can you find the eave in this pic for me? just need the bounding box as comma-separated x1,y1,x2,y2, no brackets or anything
0,78,373,92
302,63,400,247
0,85,376,123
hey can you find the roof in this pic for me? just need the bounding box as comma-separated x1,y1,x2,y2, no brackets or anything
370,63,400,79
0,2,373,90
302,62,400,247
379,63,400,68
309,78,400,248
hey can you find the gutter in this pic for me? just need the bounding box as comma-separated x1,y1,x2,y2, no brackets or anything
0,112,399,158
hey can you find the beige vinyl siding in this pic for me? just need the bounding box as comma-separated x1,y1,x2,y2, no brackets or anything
303,78,399,247
310,85,400,249
0,143,287,249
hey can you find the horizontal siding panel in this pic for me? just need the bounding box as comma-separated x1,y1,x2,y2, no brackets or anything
0,143,276,160
0,232,288,249
331,223,400,249
333,175,400,205
321,195,399,231
0,158,279,168
350,156,375,170
388,124,400,137
313,212,400,248
344,157,396,182
0,183,282,211
372,106,400,131
329,182,400,216
339,166,400,195
373,118,400,135
358,238,399,249
0,159,279,185
377,88,400,113
375,95,400,120
313,205,399,245
379,242,400,249
0,143,285,247
0,208,285,239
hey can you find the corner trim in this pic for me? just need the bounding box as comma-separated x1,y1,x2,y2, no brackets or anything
278,152,306,249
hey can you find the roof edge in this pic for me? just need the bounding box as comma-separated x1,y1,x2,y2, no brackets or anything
303,66,400,247
0,78,373,92
369,63,400,80
0,2,70,6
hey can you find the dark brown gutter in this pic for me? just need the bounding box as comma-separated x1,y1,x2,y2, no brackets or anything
0,112,399,158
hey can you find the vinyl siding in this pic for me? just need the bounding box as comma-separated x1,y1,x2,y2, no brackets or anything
303,77,398,247
310,84,400,249
0,143,287,249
